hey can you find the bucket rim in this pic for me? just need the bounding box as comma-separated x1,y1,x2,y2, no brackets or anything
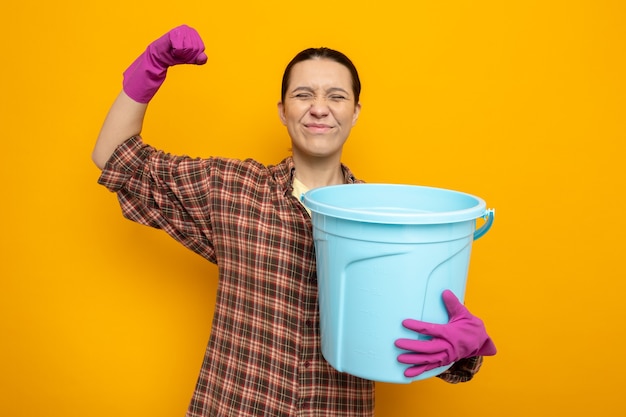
303,183,487,225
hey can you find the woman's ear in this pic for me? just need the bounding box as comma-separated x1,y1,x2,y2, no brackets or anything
277,101,287,126
352,102,362,126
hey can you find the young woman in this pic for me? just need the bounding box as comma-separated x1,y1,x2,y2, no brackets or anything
92,25,495,417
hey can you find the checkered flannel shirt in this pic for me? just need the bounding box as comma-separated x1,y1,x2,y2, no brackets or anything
98,136,483,416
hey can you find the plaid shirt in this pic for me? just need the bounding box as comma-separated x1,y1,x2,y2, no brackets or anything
98,136,483,416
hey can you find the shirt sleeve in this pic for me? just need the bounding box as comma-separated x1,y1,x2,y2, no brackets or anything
97,136,217,263
436,356,484,384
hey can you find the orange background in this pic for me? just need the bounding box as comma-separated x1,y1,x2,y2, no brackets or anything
2,1,625,416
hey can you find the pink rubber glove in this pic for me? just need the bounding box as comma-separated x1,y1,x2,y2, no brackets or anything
122,25,208,103
395,290,497,378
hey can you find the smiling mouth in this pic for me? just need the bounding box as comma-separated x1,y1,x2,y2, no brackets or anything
305,123,333,132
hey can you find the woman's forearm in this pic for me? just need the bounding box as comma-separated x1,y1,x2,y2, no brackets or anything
92,91,147,170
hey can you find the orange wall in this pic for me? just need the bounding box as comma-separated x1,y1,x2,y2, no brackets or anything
2,1,625,416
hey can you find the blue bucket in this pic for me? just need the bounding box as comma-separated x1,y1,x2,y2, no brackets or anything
303,184,494,383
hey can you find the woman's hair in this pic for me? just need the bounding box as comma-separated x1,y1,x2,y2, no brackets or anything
281,47,361,104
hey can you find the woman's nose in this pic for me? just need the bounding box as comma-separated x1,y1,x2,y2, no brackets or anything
309,99,330,117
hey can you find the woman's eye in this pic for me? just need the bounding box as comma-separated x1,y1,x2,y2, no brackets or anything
330,95,347,101
294,93,312,99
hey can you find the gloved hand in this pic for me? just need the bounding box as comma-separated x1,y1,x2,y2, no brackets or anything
395,290,497,378
123,25,208,103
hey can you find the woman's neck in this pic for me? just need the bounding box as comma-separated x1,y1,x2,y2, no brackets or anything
292,154,345,189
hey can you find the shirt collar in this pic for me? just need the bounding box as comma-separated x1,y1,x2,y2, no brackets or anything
272,156,359,196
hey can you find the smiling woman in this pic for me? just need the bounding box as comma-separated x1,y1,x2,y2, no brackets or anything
90,24,494,417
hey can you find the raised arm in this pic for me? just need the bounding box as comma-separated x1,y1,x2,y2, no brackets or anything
92,25,207,169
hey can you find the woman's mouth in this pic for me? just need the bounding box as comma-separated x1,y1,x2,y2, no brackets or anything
305,123,333,133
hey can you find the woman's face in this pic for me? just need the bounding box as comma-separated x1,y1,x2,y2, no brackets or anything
278,58,361,161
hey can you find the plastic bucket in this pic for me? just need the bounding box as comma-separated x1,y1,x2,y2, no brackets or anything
303,184,494,383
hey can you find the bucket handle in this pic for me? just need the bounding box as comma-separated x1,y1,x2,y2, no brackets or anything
474,209,495,240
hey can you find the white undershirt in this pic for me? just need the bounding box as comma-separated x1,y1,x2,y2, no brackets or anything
292,177,311,215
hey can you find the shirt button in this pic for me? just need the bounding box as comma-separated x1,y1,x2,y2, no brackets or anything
305,319,313,327
304,361,311,368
